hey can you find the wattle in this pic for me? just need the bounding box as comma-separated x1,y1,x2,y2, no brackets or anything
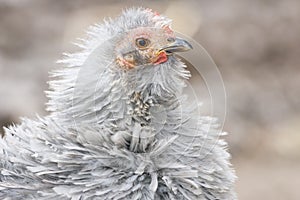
154,51,168,65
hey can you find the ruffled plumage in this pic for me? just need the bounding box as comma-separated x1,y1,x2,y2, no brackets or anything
0,7,236,200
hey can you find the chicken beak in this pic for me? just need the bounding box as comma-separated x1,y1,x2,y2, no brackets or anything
159,37,193,54
153,38,192,65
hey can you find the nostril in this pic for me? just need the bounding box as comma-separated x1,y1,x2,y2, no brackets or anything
167,37,175,43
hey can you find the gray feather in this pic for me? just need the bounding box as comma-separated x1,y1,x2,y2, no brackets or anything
0,7,236,200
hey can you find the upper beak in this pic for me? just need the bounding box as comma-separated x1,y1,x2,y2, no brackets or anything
159,37,193,54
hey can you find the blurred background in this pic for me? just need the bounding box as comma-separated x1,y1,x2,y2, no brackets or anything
0,0,299,199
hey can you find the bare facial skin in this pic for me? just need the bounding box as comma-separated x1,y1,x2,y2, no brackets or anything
115,26,192,69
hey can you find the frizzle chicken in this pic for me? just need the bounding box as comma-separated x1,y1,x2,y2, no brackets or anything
0,8,236,200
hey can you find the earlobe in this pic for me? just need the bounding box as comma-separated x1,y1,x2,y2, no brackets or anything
116,56,135,69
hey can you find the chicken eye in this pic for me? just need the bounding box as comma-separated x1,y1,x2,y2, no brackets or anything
135,38,150,49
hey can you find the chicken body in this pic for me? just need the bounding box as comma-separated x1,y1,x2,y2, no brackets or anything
0,8,236,200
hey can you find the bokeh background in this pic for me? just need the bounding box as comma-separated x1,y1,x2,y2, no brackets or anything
0,0,299,199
